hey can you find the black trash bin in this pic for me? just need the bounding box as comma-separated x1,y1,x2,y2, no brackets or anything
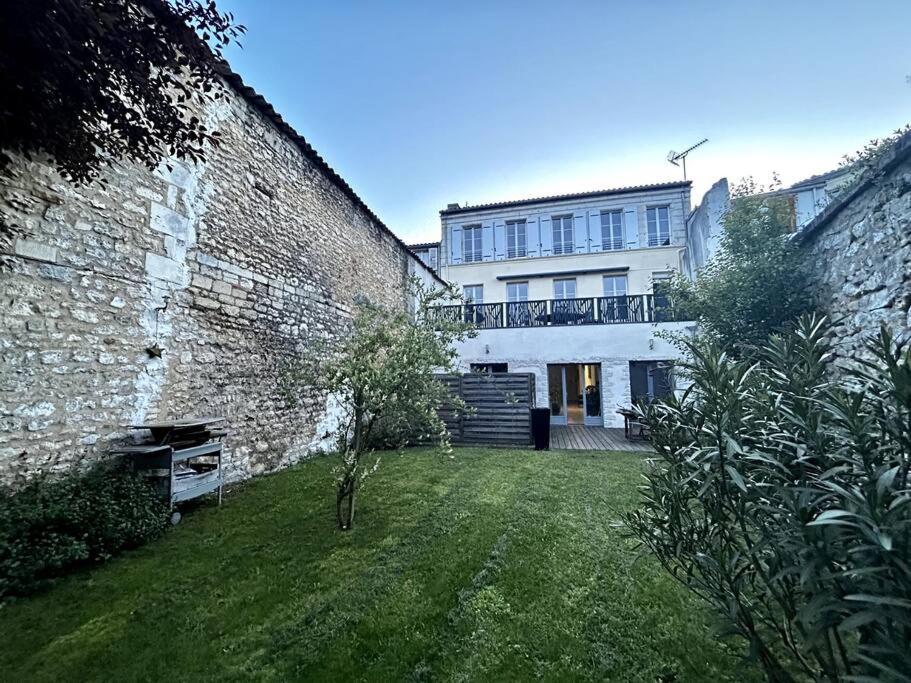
531,408,551,450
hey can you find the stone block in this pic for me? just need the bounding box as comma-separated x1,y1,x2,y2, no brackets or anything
14,238,58,263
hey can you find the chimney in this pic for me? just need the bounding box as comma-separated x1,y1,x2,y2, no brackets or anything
446,203,460,210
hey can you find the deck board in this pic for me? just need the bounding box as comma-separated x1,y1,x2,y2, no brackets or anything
550,426,653,453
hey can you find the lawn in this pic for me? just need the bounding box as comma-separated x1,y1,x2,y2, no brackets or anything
0,448,758,682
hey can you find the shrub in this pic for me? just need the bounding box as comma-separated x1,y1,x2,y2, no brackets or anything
626,316,911,681
0,460,168,597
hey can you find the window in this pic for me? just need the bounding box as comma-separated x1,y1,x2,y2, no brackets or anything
602,275,628,297
601,210,624,250
471,362,508,374
552,215,574,255
646,206,671,247
553,278,576,299
462,225,483,262
506,281,528,302
463,284,483,304
506,220,527,258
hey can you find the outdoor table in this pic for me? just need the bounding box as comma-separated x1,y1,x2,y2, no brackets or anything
616,408,639,440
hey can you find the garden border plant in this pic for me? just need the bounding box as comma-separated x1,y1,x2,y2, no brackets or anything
0,459,169,598
626,316,911,681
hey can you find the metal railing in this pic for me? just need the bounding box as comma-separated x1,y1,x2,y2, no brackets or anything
432,294,686,329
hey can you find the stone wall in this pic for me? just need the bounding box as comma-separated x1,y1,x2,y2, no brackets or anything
799,138,911,365
0,74,435,485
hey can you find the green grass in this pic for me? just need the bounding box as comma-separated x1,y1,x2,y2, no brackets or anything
0,448,758,682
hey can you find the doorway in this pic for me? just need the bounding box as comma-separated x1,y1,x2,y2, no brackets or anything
547,363,602,426
629,361,674,405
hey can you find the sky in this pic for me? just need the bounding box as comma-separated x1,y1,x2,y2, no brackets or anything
216,0,911,244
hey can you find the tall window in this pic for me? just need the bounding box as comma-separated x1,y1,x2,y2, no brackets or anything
646,206,671,247
463,284,483,304
553,278,576,299
602,275,627,297
506,220,527,259
601,210,624,250
552,216,574,255
506,281,528,302
462,225,483,262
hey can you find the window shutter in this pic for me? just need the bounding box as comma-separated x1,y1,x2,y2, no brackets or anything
540,216,553,256
573,212,587,253
493,220,506,260
481,221,495,261
450,225,463,264
526,216,540,257
624,207,639,249
589,210,603,253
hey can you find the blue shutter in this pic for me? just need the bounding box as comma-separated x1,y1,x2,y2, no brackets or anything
540,216,553,256
573,212,587,253
481,220,494,261
450,225,463,264
493,220,506,260
525,216,540,257
589,209,603,253
624,207,639,249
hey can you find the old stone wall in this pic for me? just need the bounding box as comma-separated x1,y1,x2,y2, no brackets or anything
0,77,433,485
800,145,911,365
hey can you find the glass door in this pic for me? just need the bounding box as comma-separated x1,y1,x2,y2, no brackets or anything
547,365,566,425
582,364,602,426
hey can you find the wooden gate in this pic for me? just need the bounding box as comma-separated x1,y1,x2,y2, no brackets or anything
435,373,535,446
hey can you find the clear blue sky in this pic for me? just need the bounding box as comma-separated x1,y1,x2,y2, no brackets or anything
217,0,910,244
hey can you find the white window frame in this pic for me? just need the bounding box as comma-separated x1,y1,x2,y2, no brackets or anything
601,210,624,251
552,215,574,255
506,281,529,302
506,220,527,259
602,274,628,297
463,284,483,304
646,206,671,247
462,225,483,262
553,278,576,299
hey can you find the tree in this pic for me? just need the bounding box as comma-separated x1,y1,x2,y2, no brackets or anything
283,280,475,531
626,316,911,681
0,0,244,185
668,178,812,354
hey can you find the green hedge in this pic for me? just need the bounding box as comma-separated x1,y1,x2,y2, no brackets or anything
0,460,168,597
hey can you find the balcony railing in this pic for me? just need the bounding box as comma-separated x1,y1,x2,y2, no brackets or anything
432,294,687,329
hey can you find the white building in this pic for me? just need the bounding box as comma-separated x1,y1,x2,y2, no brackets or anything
408,241,441,271
435,181,696,428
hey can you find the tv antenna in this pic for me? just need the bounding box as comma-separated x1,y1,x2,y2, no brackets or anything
667,138,708,181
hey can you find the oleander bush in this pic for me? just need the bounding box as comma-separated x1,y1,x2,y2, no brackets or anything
0,460,168,597
626,315,911,681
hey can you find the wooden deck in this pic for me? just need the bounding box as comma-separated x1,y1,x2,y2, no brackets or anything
550,426,654,453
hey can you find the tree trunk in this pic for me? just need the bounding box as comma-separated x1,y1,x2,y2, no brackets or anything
336,477,357,531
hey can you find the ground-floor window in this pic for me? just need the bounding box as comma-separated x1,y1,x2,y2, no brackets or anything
629,360,674,405
547,363,602,426
470,362,508,373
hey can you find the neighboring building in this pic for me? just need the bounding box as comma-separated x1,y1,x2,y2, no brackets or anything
408,241,440,271
789,167,854,229
435,181,696,428
683,166,855,275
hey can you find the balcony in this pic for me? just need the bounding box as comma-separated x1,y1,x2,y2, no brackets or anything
432,295,687,330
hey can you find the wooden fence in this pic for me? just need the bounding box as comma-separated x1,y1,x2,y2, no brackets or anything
436,373,535,446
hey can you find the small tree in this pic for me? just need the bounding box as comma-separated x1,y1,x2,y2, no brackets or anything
285,280,475,530
668,178,812,354
0,0,244,185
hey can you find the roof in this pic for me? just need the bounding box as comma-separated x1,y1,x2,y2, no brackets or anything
407,241,440,250
147,1,447,286
789,166,853,191
440,181,692,216
796,130,911,243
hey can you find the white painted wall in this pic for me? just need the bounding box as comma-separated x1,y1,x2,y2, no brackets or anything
452,321,694,427
684,178,729,277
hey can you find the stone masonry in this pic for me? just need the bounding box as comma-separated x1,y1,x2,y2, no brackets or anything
799,135,911,365
0,69,436,485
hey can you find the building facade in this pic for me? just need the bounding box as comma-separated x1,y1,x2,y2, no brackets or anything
407,241,440,271
436,182,696,428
